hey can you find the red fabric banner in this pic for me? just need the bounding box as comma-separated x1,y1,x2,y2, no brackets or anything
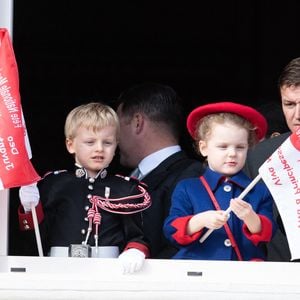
0,28,40,189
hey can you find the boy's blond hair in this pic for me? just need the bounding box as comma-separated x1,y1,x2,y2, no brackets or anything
64,102,120,140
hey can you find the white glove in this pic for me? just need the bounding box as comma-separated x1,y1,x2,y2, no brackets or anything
19,182,40,212
118,248,145,274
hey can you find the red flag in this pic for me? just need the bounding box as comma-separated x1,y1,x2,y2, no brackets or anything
0,28,40,189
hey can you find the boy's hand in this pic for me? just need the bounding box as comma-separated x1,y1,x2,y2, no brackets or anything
19,183,40,212
118,248,145,274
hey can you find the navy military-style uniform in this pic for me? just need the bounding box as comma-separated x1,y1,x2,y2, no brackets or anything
164,168,276,261
18,165,151,257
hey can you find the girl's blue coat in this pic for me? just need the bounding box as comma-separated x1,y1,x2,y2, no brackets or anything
163,168,276,261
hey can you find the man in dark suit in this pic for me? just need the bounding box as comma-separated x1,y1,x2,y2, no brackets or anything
116,82,204,258
244,57,300,261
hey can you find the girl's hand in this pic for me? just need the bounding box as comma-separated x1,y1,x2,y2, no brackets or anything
230,198,253,221
230,198,261,233
187,210,229,235
201,210,229,230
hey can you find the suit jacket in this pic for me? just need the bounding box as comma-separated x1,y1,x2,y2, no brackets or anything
140,150,204,258
244,132,290,178
244,132,292,262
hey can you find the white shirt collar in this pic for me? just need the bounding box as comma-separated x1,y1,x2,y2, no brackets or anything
138,145,181,178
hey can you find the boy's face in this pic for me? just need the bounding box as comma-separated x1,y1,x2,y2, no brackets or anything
199,122,248,176
66,125,118,177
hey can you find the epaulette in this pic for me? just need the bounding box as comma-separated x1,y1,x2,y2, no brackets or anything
42,170,68,179
115,173,148,189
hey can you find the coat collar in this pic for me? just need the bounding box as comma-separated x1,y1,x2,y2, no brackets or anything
203,167,251,192
74,163,107,179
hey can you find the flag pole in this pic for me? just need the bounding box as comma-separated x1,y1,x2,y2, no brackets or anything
199,174,262,243
30,202,43,256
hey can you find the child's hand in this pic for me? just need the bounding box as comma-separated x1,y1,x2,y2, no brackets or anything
19,182,40,212
201,210,229,229
118,248,145,274
230,198,253,221
230,198,262,233
187,210,229,235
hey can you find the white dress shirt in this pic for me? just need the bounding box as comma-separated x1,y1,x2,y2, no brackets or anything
133,145,181,179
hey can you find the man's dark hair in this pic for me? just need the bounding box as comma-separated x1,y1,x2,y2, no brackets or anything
278,57,300,88
117,82,184,140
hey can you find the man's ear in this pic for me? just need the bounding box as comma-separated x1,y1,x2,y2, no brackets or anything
199,140,207,157
65,138,75,154
133,113,144,134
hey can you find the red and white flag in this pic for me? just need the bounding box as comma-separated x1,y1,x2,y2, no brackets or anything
259,127,300,260
0,28,40,189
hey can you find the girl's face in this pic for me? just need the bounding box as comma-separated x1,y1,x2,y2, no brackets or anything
199,122,249,176
66,125,118,177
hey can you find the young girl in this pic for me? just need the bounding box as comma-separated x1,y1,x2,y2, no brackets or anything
18,102,151,273
163,102,276,261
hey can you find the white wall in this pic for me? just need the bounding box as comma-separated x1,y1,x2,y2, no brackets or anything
0,257,300,299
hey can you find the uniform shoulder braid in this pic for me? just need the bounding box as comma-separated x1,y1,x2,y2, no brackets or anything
90,174,151,214
42,170,68,179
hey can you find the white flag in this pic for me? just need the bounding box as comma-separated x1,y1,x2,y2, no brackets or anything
258,127,300,260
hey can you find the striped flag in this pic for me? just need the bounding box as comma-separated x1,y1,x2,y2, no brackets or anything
258,127,300,260
0,28,40,189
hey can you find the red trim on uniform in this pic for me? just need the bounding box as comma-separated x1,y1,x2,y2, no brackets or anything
124,241,150,258
242,215,273,245
18,201,44,231
171,216,202,245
